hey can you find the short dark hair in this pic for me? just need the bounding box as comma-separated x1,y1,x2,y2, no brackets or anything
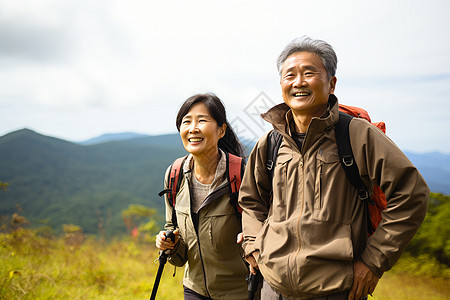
176,93,244,157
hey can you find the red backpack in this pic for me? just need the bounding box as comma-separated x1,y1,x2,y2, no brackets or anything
337,104,387,235
159,153,244,227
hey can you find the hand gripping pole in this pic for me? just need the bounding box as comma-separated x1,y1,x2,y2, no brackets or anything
150,230,176,300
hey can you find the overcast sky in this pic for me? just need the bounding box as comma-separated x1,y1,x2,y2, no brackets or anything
1,0,449,153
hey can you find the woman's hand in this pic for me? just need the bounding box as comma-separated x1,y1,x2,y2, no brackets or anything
236,232,244,244
155,229,179,251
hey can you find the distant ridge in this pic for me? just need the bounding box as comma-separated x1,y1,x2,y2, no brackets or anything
404,151,450,195
79,132,151,145
0,128,186,237
1,128,449,238
1,128,78,146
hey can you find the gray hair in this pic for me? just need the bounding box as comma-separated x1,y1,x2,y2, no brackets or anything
277,36,337,79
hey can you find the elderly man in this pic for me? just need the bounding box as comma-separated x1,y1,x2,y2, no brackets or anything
238,36,429,300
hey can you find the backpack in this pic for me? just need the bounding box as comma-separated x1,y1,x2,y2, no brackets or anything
267,104,387,235
158,152,244,228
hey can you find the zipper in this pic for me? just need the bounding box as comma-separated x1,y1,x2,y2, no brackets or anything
209,221,213,246
196,182,229,296
293,155,304,290
197,182,229,212
196,235,212,298
296,156,304,247
186,176,212,298
319,163,323,209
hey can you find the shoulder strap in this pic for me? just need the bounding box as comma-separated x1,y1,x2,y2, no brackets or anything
157,155,188,229
226,152,244,213
335,112,370,201
266,130,283,184
158,155,187,207
169,156,186,207
335,112,374,234
227,153,243,194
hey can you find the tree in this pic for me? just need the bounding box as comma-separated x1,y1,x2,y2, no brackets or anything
121,204,158,241
0,181,9,191
407,193,450,266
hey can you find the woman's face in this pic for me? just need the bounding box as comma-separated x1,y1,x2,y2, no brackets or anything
179,102,226,157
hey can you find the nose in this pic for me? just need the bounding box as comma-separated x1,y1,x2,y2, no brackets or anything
188,121,199,133
293,74,306,88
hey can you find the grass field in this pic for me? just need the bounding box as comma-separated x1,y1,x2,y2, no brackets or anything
1,228,448,299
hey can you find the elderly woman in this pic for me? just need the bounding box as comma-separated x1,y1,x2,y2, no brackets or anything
156,93,248,300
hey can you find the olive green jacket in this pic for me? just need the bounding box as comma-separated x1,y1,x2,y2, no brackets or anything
239,95,429,299
163,154,248,300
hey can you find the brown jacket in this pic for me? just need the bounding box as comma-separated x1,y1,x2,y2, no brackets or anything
239,95,429,299
164,153,248,300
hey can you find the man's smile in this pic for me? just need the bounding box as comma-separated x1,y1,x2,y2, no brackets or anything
291,90,311,97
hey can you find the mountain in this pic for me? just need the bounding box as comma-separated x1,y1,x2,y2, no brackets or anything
404,151,450,195
1,129,449,238
79,132,151,145
0,129,186,237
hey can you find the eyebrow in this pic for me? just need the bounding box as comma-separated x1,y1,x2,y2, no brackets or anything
302,65,319,71
283,64,319,75
182,114,211,119
196,114,211,119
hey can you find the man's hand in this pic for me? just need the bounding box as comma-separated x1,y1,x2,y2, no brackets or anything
237,234,260,275
245,251,260,275
348,260,379,300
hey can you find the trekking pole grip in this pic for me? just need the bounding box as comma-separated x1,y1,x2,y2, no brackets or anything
159,230,176,260
165,230,176,243
150,230,176,300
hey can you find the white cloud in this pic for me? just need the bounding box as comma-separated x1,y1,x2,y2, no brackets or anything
0,0,449,152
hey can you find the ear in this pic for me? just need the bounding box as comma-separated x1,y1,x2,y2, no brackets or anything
329,76,337,94
219,123,227,139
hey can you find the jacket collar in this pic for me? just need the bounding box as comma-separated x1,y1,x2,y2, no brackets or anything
261,94,340,137
182,149,228,191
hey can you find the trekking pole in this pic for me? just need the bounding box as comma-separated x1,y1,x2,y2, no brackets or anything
247,269,262,300
150,230,175,300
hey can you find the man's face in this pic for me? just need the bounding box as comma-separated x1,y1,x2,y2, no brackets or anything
280,52,336,117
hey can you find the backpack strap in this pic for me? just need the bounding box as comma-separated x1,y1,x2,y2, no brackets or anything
158,156,186,205
266,130,283,185
158,155,188,228
335,112,374,234
168,156,186,207
266,117,370,202
227,153,243,194
263,113,377,234
226,152,244,213
335,112,371,202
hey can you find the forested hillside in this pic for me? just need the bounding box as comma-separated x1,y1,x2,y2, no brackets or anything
0,129,186,237
1,128,449,239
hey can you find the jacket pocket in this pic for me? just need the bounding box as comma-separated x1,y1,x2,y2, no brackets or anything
314,161,324,210
313,149,341,221
207,213,248,278
271,151,292,222
175,210,190,246
208,213,240,250
254,219,293,293
297,219,354,294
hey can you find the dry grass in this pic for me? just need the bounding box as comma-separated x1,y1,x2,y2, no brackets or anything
1,229,448,299
0,229,184,299
373,271,449,300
